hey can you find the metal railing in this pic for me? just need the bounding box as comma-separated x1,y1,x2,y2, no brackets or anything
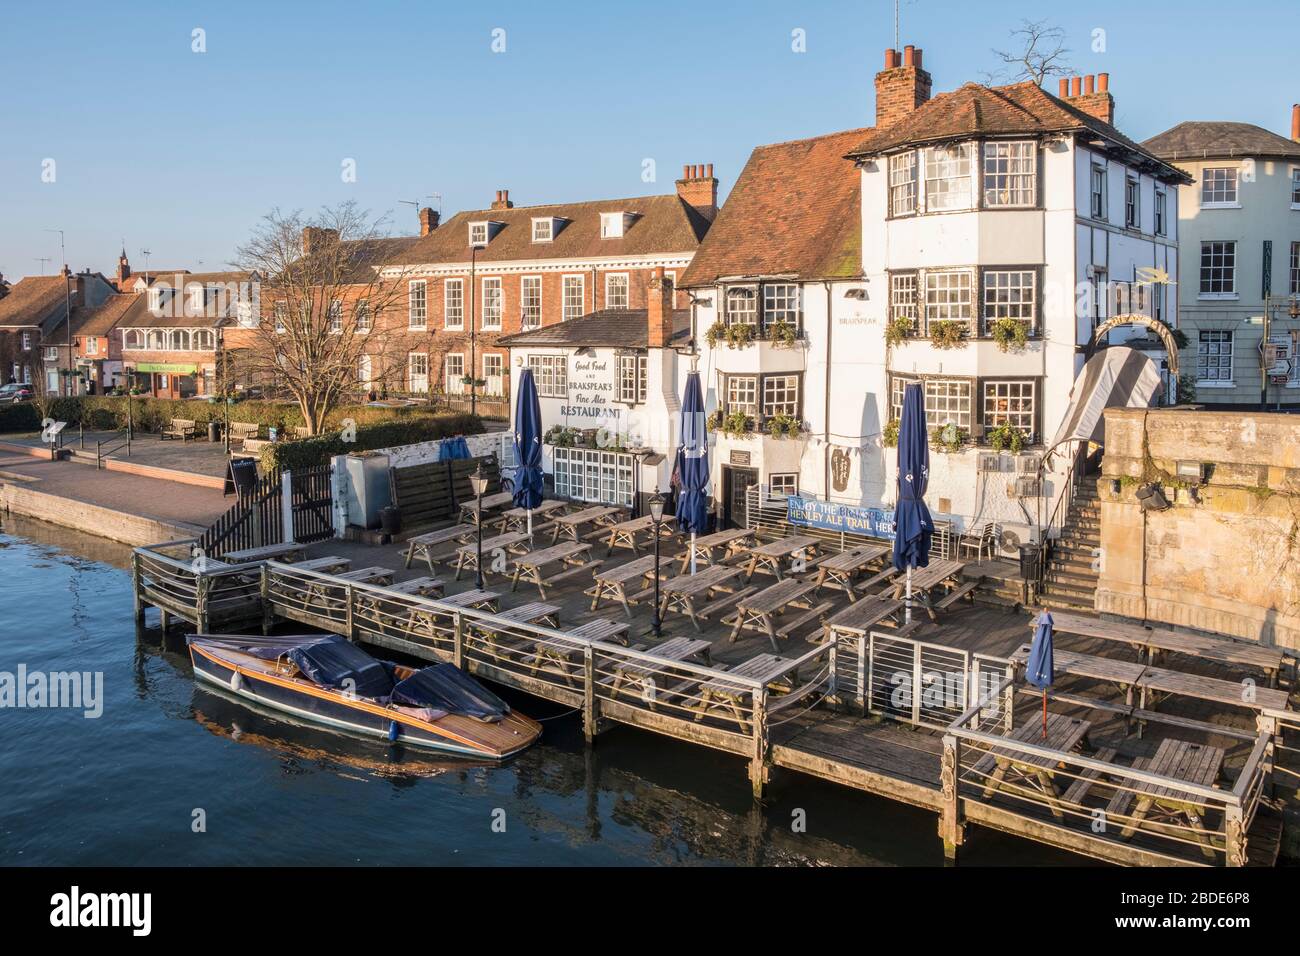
95,428,132,468
744,485,954,559
132,539,265,631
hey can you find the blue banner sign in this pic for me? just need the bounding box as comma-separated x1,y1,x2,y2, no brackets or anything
787,495,895,539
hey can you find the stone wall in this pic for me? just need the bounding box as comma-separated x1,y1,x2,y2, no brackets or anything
1096,408,1300,652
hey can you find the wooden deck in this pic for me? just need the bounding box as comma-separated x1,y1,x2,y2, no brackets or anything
131,529,1297,868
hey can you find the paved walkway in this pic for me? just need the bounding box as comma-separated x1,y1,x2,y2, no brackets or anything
2,431,231,478
0,456,231,528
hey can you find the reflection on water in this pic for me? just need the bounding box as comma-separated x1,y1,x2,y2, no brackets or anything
0,513,1079,866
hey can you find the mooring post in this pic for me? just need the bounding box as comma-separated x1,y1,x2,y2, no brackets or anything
582,645,599,743
196,572,210,634
452,611,464,667
940,733,965,861
344,583,355,641
259,565,272,635
859,634,869,716
750,687,769,800
131,552,145,624
826,635,839,708
1224,804,1246,867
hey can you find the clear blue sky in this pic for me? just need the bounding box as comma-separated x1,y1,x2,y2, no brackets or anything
1,0,1295,281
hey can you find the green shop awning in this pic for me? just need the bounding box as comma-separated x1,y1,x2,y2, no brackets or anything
133,362,200,374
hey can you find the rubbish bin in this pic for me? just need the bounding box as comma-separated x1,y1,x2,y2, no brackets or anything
1018,542,1042,581
207,421,221,443
379,506,401,535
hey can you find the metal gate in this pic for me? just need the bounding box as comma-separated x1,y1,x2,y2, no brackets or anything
863,631,1013,730
198,465,334,557
290,465,334,543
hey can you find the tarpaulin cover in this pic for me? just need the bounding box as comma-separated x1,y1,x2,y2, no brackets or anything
286,635,395,699
391,663,511,722
1050,347,1163,449
439,436,471,461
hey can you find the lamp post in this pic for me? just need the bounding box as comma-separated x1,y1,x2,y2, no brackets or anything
649,488,666,640
470,462,490,591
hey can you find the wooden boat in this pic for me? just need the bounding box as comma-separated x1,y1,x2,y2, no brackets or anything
187,634,541,759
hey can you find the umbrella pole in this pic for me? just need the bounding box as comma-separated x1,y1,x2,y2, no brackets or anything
690,531,697,576
1041,689,1048,739
526,509,533,541
905,566,912,625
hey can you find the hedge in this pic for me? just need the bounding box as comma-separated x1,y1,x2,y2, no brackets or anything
258,413,484,471
0,395,462,436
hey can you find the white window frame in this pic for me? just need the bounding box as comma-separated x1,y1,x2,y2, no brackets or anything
355,299,372,332
327,299,343,334
1200,167,1239,208
982,269,1037,335
562,275,584,321
768,473,799,499
408,280,427,329
1125,175,1141,230
482,353,504,397
531,218,552,242
605,273,630,311
923,144,974,212
528,354,567,398
468,222,489,246
444,352,465,393
408,352,429,393
923,378,973,431
1291,168,1300,209
725,374,757,417
358,354,372,386
762,283,801,332
1090,164,1107,220
761,374,800,419
44,346,59,360
1196,330,1234,386
725,286,758,328
889,152,918,216
923,269,975,334
20,332,31,351
85,336,99,356
481,277,502,330
444,279,464,330
617,353,647,404
599,212,624,239
1154,189,1167,236
1290,241,1300,296
1199,241,1237,299
553,447,633,506
521,276,542,329
982,141,1036,208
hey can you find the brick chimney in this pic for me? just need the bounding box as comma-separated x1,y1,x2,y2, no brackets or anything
301,226,339,256
490,189,514,210
647,267,674,348
1059,73,1115,125
1292,104,1300,143
418,207,440,236
676,164,719,221
874,45,932,128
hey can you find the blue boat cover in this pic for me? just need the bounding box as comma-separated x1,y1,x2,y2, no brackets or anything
391,663,511,722
287,635,395,699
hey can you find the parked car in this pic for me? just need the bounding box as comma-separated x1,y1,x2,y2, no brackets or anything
0,383,35,404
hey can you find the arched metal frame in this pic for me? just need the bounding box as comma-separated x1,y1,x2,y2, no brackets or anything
1085,314,1180,381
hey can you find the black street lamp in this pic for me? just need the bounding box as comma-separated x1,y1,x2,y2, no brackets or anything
470,463,490,591
649,488,666,640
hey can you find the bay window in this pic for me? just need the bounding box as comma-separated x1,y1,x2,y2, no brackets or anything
889,152,918,216
982,269,1037,334
982,141,1036,207
725,286,757,328
890,272,919,325
889,374,1039,442
924,270,974,333
762,283,800,330
982,380,1036,437
924,144,973,211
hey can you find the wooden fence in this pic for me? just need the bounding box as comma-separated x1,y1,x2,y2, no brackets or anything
198,465,333,558
389,456,500,529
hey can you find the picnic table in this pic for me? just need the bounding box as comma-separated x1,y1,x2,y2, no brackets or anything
1112,738,1225,858
975,712,1092,820
596,513,676,557
453,531,530,580
437,589,501,612
678,528,754,573
522,618,636,687
495,498,568,533
1136,664,1290,715
509,542,596,598
810,544,890,601
402,525,475,572
587,554,668,616
658,563,741,630
385,576,445,598
725,577,824,650
889,558,972,621
822,596,905,641
693,653,797,734
743,535,820,582
223,542,308,564
458,491,515,526
1038,611,1287,687
608,636,713,707
291,555,352,575
549,505,622,543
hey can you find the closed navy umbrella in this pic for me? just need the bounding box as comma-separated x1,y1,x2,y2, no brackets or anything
892,383,934,624
1026,611,1055,738
675,371,710,574
512,368,544,538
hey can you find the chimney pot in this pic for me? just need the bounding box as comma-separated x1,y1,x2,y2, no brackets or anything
682,164,691,179
1070,76,1082,97
903,45,915,67
914,49,923,69
884,48,897,69
1083,75,1095,95
1098,72,1110,93
705,163,713,178
1059,78,1070,97
676,163,719,221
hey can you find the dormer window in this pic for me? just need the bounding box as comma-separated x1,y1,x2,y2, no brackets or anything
532,218,553,242
148,288,163,312
188,285,205,314
469,222,489,246
600,212,637,239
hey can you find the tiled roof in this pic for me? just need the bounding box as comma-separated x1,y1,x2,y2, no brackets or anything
679,128,867,288
497,308,690,348
117,270,256,329
71,294,137,337
0,275,71,328
1142,121,1300,161
389,194,708,268
847,81,1190,183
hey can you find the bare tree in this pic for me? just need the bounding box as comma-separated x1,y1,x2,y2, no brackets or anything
990,19,1071,87
229,203,411,435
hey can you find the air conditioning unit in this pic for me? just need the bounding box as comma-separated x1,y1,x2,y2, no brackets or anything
1015,454,1041,476
994,522,1042,558
1006,476,1043,498
977,453,1002,473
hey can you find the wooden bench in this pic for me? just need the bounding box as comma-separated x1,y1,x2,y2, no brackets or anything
1061,747,1119,805
935,580,979,611
161,418,197,441
1103,756,1149,819
696,586,757,622
229,422,260,448
540,559,602,591
775,601,833,640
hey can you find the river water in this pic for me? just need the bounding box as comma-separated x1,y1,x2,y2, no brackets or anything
0,516,1077,866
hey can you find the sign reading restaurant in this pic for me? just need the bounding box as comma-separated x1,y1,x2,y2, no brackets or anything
787,494,896,540
558,356,621,422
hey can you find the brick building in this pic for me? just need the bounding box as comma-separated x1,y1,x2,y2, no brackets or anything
0,270,115,394
378,168,716,409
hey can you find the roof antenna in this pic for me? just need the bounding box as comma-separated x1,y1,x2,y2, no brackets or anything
894,0,899,53
34,257,52,275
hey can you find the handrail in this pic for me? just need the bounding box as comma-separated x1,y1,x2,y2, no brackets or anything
96,427,132,468
1037,442,1084,591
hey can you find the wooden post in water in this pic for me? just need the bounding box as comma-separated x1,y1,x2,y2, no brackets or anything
452,612,464,668
344,583,355,641
260,565,272,635
582,645,599,743
196,571,210,634
940,734,965,861
1224,804,1246,867
750,687,769,800
131,552,145,624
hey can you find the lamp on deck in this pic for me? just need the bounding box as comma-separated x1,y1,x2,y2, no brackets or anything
649,489,666,640
470,463,490,591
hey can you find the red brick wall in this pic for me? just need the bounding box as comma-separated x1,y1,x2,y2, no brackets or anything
0,330,41,385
